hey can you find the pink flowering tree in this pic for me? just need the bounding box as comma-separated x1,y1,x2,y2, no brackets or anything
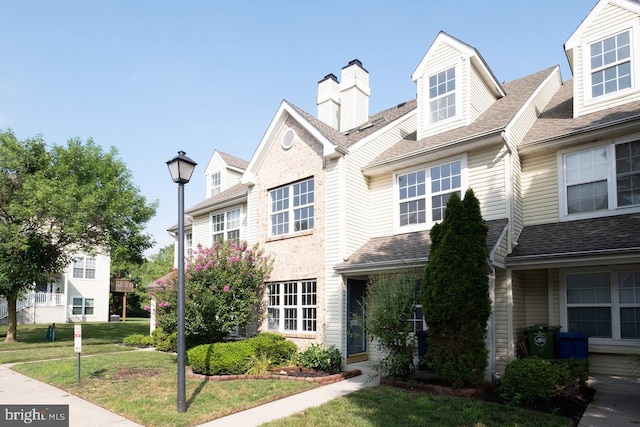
151,239,272,347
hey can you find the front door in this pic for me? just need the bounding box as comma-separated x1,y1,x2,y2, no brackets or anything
347,279,367,363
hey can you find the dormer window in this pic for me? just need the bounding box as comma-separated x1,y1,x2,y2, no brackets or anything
429,66,456,123
590,30,631,98
211,171,221,196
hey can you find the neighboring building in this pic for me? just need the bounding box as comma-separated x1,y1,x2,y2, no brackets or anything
174,0,640,377
0,252,111,325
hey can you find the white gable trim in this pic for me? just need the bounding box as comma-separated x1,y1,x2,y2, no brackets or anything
411,31,505,98
242,101,346,186
565,0,640,50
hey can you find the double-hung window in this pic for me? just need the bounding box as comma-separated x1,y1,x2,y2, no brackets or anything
71,297,95,316
429,66,456,123
270,178,314,237
398,159,463,230
564,269,640,341
211,208,241,243
590,30,631,98
185,233,193,261
561,140,640,218
266,280,317,333
72,257,96,279
211,171,221,196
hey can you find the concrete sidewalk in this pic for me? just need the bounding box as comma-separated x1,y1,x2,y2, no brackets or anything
0,363,143,426
578,374,640,427
3,358,638,427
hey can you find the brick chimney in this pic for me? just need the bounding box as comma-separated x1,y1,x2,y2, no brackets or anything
339,59,369,133
316,73,340,131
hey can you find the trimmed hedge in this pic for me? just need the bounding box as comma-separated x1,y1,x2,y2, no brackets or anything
499,357,589,405
188,332,297,376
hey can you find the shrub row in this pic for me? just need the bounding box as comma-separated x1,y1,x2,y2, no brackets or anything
188,332,297,375
499,357,589,405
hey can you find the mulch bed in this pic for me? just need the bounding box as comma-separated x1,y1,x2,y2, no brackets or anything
186,367,362,386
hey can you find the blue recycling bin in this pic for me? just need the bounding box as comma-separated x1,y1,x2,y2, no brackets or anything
556,332,588,359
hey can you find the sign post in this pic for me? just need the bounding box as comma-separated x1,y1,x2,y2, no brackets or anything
74,325,82,383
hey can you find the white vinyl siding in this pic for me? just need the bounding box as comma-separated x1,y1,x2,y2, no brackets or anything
415,42,466,139
521,151,559,225
469,65,497,121
572,3,640,118
468,146,508,220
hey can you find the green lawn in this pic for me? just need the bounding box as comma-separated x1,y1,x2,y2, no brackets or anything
262,385,573,427
1,320,573,427
0,319,149,363
11,350,317,427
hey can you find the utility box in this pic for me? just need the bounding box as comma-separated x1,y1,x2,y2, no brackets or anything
557,332,588,359
525,324,561,359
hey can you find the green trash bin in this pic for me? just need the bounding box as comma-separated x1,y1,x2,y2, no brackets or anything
525,325,561,359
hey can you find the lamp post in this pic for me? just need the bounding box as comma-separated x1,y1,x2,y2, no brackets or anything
166,150,197,413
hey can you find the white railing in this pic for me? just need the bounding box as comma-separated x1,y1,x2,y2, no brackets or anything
0,292,64,319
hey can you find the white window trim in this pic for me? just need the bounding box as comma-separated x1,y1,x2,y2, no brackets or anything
268,178,315,238
70,296,96,317
393,154,468,234
72,256,97,280
557,138,640,221
427,63,461,126
559,266,640,347
209,207,243,245
210,170,222,196
266,279,317,335
582,24,639,106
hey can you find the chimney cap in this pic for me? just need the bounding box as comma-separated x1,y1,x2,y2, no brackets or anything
342,59,368,73
318,73,339,84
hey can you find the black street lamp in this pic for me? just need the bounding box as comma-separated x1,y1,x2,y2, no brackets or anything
166,150,197,413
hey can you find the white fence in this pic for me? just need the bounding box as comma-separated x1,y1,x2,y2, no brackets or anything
0,293,64,320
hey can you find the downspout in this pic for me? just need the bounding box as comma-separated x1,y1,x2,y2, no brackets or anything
486,261,496,382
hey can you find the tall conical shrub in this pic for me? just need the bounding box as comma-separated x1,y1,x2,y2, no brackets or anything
422,188,491,388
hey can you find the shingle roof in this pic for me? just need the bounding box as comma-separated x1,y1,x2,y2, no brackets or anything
366,67,558,168
508,213,640,263
289,99,418,149
185,183,247,215
522,80,640,147
335,218,508,272
217,151,249,170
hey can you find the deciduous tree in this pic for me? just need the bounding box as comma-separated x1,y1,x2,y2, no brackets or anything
0,130,157,342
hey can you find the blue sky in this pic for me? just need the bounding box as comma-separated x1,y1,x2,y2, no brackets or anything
1,1,595,256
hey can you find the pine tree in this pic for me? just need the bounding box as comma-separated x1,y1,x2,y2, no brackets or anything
422,188,491,387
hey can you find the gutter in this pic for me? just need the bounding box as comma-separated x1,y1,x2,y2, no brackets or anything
333,258,428,275
506,247,640,269
363,129,504,176
520,114,640,155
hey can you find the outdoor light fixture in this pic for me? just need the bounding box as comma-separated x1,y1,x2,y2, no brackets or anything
166,150,197,413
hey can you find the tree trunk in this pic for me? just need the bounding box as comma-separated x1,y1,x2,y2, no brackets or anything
4,295,17,343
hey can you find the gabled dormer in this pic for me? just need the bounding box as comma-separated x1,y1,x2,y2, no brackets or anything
411,31,505,140
204,150,248,197
565,0,640,118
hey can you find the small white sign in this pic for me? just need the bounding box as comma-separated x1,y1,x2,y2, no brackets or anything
74,325,82,353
